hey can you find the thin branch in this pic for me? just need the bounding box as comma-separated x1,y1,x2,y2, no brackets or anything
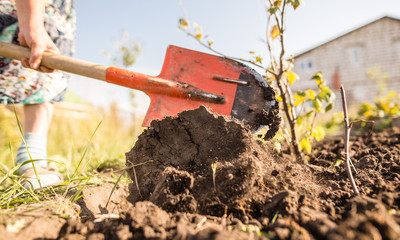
310,111,318,132
131,165,142,198
294,104,305,121
340,85,360,196
278,17,286,75
280,0,287,33
266,14,276,73
283,79,297,121
275,1,301,158
178,0,190,23
184,32,276,75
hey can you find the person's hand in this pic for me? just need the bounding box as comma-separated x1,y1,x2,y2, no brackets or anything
18,26,59,73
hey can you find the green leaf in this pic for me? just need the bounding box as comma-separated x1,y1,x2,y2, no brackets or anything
273,0,282,7
325,103,333,112
290,0,302,10
306,89,316,100
330,159,343,168
389,106,399,115
317,90,331,103
321,86,332,94
320,86,333,101
287,71,298,85
256,56,263,64
293,91,306,106
304,110,314,118
311,126,325,141
300,138,312,154
179,18,188,29
270,25,280,39
269,6,279,14
312,98,323,112
195,33,202,40
297,115,303,125
296,90,306,97
312,72,324,85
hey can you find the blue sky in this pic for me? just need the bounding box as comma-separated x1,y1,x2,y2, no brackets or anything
68,0,400,116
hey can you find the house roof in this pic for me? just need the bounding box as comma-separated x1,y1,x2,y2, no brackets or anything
294,15,400,58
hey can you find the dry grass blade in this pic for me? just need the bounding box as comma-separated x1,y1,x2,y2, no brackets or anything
105,169,125,208
71,120,103,179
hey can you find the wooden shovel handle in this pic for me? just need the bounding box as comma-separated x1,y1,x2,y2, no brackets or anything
0,41,107,81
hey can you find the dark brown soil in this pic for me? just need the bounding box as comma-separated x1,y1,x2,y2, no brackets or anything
2,106,400,239
125,105,288,218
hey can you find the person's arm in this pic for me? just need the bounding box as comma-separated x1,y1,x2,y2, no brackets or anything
15,0,58,72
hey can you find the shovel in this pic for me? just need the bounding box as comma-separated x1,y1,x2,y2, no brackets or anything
0,41,279,133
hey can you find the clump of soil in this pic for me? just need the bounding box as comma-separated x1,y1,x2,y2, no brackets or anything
125,106,320,219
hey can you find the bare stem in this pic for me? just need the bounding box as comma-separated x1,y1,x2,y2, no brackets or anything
132,165,142,198
276,79,301,158
340,85,360,196
265,14,276,72
283,79,297,121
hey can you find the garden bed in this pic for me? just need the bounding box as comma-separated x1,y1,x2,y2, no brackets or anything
1,106,399,239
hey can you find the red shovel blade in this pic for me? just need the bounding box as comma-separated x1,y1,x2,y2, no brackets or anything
106,45,279,135
144,45,241,126
106,45,242,126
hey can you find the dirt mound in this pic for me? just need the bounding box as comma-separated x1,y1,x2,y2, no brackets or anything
125,106,320,219
122,107,400,239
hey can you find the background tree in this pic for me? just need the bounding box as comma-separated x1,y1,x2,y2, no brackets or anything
179,0,335,160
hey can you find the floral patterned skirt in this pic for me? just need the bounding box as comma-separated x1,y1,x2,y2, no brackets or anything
0,0,76,104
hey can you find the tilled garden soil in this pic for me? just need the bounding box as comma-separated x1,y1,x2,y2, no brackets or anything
2,107,400,239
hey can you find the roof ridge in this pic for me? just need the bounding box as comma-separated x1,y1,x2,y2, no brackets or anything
294,15,400,58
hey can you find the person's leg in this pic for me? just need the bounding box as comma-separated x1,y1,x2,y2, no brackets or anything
16,103,62,189
23,102,54,137
16,102,53,173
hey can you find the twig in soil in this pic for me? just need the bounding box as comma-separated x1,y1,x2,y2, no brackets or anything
132,165,142,198
340,85,360,196
349,158,358,175
345,120,374,175
94,213,120,223
124,159,153,199
195,217,207,230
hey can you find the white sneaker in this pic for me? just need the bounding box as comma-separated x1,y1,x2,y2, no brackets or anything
20,167,63,190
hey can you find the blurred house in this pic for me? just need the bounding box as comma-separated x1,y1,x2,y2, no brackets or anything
292,16,400,109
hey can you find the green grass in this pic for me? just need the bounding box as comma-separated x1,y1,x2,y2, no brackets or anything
48,104,140,173
0,101,142,214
